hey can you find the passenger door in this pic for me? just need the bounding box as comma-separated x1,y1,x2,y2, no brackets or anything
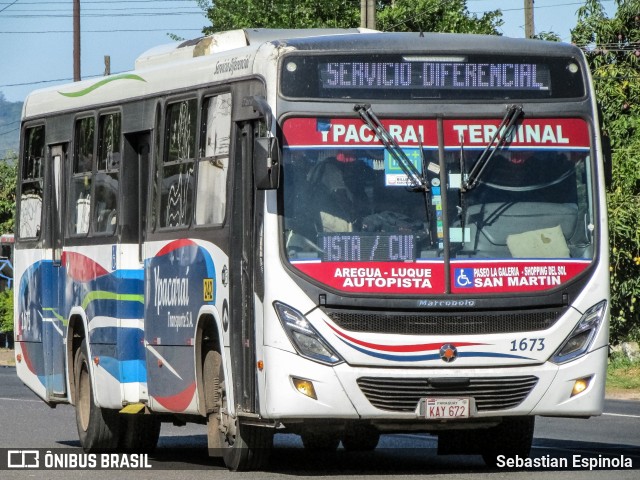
43,144,67,399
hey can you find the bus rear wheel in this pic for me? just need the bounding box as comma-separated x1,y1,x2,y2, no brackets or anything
119,414,161,453
74,340,120,451
204,349,272,471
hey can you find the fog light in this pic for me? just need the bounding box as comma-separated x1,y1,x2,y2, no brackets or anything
571,376,592,397
292,377,317,400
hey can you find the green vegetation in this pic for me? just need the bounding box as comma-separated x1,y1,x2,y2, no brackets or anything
0,154,17,236
0,93,22,159
0,288,12,336
197,0,502,34
573,0,640,343
607,353,640,392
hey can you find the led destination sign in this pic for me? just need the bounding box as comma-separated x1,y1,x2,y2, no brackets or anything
320,61,551,92
281,54,584,99
320,233,416,262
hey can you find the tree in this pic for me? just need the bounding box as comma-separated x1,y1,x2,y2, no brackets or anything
376,0,502,34
197,0,359,33
0,287,12,338
0,153,17,235
533,31,561,42
572,0,640,342
196,0,502,35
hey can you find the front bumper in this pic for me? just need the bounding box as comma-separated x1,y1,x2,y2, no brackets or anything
261,344,607,424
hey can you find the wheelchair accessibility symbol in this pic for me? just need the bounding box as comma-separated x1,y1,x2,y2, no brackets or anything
455,268,474,288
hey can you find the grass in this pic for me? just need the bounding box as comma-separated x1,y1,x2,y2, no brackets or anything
607,354,640,392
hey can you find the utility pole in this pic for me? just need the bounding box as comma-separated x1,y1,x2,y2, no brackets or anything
104,55,110,76
73,0,81,81
367,0,376,30
524,0,535,39
360,0,376,30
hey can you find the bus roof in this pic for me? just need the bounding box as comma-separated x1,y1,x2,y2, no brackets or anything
22,28,372,119
22,29,582,120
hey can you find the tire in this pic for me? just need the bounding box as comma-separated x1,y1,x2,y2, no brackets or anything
204,349,272,471
119,414,161,453
74,339,120,452
481,416,535,468
341,425,380,452
300,432,341,452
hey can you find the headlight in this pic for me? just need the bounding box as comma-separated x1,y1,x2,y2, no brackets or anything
273,302,343,366
551,300,607,364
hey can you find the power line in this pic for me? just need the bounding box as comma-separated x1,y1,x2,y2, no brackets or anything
0,0,19,14
1,28,203,34
1,11,203,18
8,6,202,12
1,77,75,88
0,69,137,88
0,127,19,137
0,0,197,3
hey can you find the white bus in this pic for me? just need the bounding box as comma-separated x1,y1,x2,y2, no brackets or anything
15,29,610,470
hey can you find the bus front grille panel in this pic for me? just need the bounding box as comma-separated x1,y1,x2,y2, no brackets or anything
356,376,539,412
326,310,561,335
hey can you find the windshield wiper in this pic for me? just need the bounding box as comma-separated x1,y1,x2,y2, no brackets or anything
354,104,434,245
354,104,429,192
461,104,523,192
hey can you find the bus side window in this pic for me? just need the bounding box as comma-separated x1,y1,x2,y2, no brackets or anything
160,99,196,228
94,113,120,235
71,117,95,235
19,126,45,239
195,93,232,225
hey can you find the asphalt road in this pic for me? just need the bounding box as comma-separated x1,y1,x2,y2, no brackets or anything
0,365,638,479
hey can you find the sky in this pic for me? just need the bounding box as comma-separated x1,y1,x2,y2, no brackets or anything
0,0,619,104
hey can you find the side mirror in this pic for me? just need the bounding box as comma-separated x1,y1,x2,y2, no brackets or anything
254,136,280,190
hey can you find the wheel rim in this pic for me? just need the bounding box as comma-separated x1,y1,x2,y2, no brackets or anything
77,361,91,432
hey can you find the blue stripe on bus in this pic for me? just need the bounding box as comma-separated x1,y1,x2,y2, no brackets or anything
112,269,144,280
85,300,144,320
98,356,147,384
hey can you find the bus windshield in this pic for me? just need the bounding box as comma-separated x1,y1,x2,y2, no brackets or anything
281,116,594,295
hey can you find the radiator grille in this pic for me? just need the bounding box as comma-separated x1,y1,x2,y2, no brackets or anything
327,309,561,335
357,376,539,412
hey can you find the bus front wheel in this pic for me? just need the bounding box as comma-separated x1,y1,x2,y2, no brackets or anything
342,424,380,452
204,349,272,471
480,416,535,467
73,340,120,451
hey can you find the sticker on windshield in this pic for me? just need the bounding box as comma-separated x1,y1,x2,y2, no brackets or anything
384,148,422,186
